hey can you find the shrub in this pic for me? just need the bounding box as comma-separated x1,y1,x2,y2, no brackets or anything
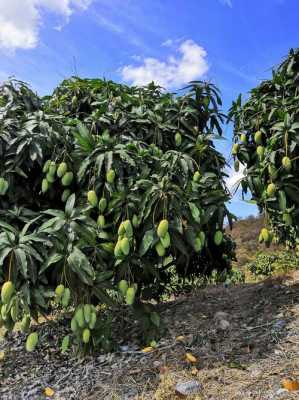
0,78,234,352
229,48,299,247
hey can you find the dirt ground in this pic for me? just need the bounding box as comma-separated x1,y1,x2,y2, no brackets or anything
1,271,299,400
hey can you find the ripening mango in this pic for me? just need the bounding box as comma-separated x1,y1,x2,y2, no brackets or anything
266,183,277,197
155,241,166,257
232,143,239,155
261,228,270,242
157,219,169,238
193,171,201,182
57,162,68,178
87,190,98,207
26,332,38,352
120,237,130,255
240,133,247,144
61,172,73,186
98,198,107,212
82,328,91,344
106,169,116,183
1,281,15,304
254,130,263,144
214,231,223,246
282,156,292,171
118,280,128,297
125,287,136,305
175,132,182,146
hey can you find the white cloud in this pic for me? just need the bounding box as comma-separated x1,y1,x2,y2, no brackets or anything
161,39,173,47
0,0,93,51
121,39,209,89
219,0,233,7
225,163,245,193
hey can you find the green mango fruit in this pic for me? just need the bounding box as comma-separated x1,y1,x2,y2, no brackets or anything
106,169,116,183
240,133,247,144
0,178,9,195
214,231,223,246
256,145,265,160
114,241,123,258
10,302,18,322
261,228,270,242
125,287,136,305
194,237,202,252
193,171,201,182
258,233,264,243
98,198,107,212
89,312,97,329
20,315,31,333
1,281,15,304
87,190,98,207
157,219,169,238
46,172,55,183
26,332,38,352
55,284,65,298
61,288,71,307
266,183,276,197
155,241,166,257
118,222,126,236
49,161,56,176
75,307,85,328
232,143,239,155
123,220,133,237
199,231,206,246
160,231,171,248
282,156,292,171
254,130,263,144
42,160,51,173
97,215,105,228
120,237,130,256
71,317,78,332
234,160,240,172
41,179,49,193
83,304,91,324
57,162,68,178
61,172,73,186
82,328,91,344
1,304,8,321
61,189,71,202
118,280,128,297
175,132,182,146
132,214,139,228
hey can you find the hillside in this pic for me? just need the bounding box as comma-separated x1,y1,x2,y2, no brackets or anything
226,215,282,267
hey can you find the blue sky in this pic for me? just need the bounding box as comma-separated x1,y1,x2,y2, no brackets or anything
1,0,298,218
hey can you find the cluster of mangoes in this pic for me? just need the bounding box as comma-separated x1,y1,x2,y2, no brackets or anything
41,160,73,201
55,284,71,308
155,220,170,257
118,279,137,305
114,220,134,259
71,304,97,344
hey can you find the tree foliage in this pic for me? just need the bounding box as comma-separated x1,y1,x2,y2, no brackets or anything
0,77,234,351
229,48,299,247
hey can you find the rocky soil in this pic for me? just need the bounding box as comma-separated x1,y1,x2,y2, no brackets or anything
1,271,299,400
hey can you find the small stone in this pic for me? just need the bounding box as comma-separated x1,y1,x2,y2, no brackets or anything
218,319,230,330
214,311,229,321
175,380,203,396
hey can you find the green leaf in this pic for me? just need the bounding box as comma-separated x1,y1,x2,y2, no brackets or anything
67,246,95,286
139,229,155,256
